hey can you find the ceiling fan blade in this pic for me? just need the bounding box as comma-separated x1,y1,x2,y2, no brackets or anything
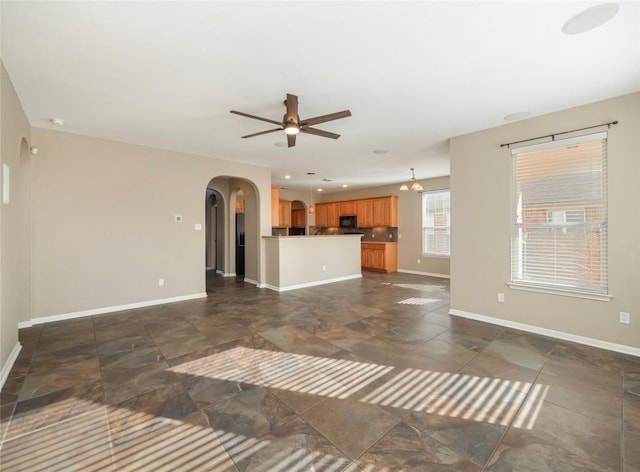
241,128,282,138
287,133,296,148
299,127,340,139
301,110,351,127
230,110,283,126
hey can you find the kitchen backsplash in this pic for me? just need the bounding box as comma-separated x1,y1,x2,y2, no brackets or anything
309,226,398,242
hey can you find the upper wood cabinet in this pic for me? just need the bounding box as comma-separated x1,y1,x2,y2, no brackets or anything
235,195,245,213
315,203,328,228
372,196,398,227
315,195,398,228
278,200,292,228
314,202,338,228
291,209,306,228
271,187,280,227
326,203,338,227
339,200,357,216
356,199,374,227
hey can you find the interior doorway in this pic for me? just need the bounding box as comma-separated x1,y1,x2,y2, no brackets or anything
205,177,259,290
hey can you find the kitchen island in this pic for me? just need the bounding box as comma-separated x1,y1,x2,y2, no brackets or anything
262,235,362,292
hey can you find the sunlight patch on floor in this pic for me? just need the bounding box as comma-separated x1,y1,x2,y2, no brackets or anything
172,346,393,399
397,297,442,305
361,368,548,429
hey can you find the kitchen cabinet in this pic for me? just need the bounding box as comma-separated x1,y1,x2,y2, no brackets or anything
326,203,338,227
339,200,357,216
361,242,397,272
315,202,338,228
315,195,397,228
271,187,280,227
372,196,398,227
291,209,305,228
356,199,374,227
315,203,328,228
277,200,292,228
235,195,245,213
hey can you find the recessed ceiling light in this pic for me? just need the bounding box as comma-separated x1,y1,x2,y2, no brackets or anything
504,111,532,121
342,184,348,188
50,118,65,126
562,3,619,35
317,188,323,192
373,149,389,155
284,174,291,179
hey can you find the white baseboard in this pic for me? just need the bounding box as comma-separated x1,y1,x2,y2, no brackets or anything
449,308,640,358
19,293,207,328
265,274,362,293
398,269,451,279
243,278,258,286
0,342,22,391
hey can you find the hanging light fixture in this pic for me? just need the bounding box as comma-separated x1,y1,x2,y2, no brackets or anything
400,168,423,192
308,184,315,214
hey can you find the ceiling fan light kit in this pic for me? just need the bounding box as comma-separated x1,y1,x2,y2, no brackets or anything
231,93,351,147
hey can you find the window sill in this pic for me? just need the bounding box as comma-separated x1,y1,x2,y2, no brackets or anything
507,282,612,302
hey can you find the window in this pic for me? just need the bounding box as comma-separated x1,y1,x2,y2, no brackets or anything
422,190,450,256
511,132,608,297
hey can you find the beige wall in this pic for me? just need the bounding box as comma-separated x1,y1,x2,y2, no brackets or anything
29,128,272,319
450,93,640,351
1,63,32,375
317,178,451,277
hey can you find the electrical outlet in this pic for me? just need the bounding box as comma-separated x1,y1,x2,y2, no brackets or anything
620,312,630,324
498,292,505,303
322,265,326,271
417,259,421,264
158,278,165,287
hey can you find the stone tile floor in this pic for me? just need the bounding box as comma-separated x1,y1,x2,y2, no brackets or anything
0,271,638,471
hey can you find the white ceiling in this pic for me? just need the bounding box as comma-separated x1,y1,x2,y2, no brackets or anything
2,1,639,193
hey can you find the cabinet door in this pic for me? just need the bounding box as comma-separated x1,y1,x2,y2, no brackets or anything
292,209,305,228
372,196,398,227
327,203,339,227
339,200,357,216
235,195,245,213
315,204,328,228
372,198,389,226
271,187,280,227
279,200,292,227
357,199,374,227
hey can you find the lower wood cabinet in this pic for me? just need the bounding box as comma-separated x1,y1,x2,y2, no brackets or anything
361,242,397,273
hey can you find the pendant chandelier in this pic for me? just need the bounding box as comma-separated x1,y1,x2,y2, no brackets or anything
399,168,423,192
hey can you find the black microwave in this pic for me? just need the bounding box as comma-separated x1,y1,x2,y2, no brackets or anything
339,215,357,229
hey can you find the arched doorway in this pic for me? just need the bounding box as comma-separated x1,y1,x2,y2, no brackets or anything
205,176,260,290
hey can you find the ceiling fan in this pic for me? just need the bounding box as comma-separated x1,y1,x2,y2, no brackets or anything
230,93,351,148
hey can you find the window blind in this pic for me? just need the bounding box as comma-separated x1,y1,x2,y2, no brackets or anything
422,190,450,256
511,132,608,296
